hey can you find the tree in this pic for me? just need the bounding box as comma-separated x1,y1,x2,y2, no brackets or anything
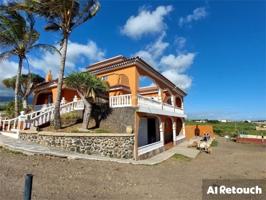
15,0,101,129
2,73,45,111
65,72,107,129
0,6,58,116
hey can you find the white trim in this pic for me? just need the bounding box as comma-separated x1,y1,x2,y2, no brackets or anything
1,130,19,139
175,134,186,141
138,141,163,155
239,134,264,139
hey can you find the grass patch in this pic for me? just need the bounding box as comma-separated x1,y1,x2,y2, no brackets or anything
211,140,218,147
172,154,191,161
0,146,25,155
70,128,111,133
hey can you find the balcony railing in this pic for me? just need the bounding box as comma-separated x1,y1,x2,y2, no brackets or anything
109,94,185,116
109,94,132,108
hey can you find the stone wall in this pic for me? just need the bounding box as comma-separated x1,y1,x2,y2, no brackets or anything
89,107,136,133
19,131,134,159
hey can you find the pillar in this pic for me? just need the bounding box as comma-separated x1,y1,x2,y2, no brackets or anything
134,112,140,160
160,120,164,144
182,118,186,137
171,95,175,106
172,119,177,145
130,67,139,106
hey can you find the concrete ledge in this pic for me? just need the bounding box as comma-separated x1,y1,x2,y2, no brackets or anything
20,130,133,137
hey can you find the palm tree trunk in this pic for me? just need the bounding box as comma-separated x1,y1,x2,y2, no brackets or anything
22,96,28,111
54,35,69,129
14,56,23,117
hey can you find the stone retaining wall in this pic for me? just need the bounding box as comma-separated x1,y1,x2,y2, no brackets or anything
89,107,136,133
19,131,134,159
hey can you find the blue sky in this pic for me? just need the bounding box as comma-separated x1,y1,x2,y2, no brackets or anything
0,0,265,120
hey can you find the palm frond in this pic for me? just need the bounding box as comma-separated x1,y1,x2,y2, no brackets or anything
28,44,61,55
0,50,15,61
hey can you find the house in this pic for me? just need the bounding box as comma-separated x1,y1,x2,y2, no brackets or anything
32,55,187,159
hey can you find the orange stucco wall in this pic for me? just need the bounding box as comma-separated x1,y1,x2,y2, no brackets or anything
62,89,79,102
35,62,184,107
97,65,139,105
185,125,215,140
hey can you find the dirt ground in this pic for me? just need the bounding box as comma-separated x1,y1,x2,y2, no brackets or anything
0,137,265,200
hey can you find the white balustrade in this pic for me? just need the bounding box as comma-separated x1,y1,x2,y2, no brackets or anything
109,94,132,108
1,98,85,131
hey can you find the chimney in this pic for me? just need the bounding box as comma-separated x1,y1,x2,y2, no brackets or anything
45,70,53,82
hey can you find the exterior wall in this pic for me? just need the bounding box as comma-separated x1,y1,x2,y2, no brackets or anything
89,107,137,133
185,125,215,140
97,66,139,103
61,88,79,102
19,132,134,159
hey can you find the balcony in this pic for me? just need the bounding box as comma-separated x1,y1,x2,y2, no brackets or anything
109,94,186,118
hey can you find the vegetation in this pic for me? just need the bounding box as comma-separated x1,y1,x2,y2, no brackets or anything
186,120,266,136
61,111,81,121
211,140,218,147
65,72,108,129
0,6,58,116
2,73,44,111
15,0,101,129
5,100,23,118
172,154,191,161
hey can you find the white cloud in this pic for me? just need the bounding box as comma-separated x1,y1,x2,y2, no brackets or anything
160,53,195,73
162,70,192,90
179,7,207,27
159,53,195,90
134,33,169,68
0,59,26,96
134,35,195,90
175,36,186,50
121,5,173,39
29,40,105,77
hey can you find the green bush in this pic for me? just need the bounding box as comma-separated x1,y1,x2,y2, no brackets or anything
211,140,218,147
5,100,22,118
61,111,81,121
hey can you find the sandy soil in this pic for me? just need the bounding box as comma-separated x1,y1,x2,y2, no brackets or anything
0,137,265,200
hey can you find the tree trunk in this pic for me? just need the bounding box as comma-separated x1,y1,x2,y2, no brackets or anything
82,103,92,130
14,56,23,117
22,96,28,111
54,35,69,129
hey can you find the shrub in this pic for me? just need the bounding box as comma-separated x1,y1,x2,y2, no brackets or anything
5,100,22,118
61,111,81,121
211,140,218,147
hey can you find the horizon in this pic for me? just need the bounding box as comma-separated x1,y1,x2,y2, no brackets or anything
0,0,265,121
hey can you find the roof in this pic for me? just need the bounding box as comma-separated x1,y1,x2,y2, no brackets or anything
87,56,187,96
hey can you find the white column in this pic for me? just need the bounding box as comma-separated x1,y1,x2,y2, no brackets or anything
173,120,177,144
171,95,175,106
182,118,186,137
73,95,78,102
61,97,66,104
18,111,26,130
159,121,164,144
158,88,162,102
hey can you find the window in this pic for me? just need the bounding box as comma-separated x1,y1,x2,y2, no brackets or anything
101,75,108,81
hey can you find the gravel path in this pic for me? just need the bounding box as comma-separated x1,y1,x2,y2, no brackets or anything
0,137,265,200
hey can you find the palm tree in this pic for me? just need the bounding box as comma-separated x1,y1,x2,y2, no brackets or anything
2,73,45,111
15,0,101,129
65,72,107,129
0,7,58,116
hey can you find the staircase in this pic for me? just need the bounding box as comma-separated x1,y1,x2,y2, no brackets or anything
0,98,84,134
